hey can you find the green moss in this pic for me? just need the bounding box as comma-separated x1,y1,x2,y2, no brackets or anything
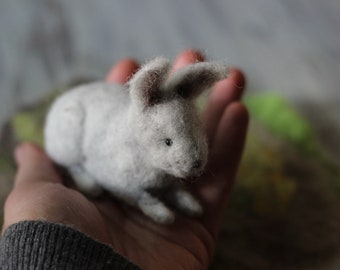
245,93,317,154
10,89,63,147
235,130,297,218
11,113,44,146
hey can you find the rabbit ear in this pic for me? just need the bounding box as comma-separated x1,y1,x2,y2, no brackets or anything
164,62,229,99
128,57,171,109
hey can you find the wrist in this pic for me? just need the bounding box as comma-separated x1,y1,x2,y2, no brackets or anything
1,220,140,269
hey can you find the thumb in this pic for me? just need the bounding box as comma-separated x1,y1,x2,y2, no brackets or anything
14,143,62,187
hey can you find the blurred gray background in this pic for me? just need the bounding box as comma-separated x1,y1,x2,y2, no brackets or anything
0,0,339,157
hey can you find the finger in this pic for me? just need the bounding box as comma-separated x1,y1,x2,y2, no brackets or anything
106,58,139,84
198,103,248,236
210,102,249,178
171,49,205,73
14,143,62,187
204,69,246,144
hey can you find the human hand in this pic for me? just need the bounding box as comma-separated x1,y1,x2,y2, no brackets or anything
2,50,248,270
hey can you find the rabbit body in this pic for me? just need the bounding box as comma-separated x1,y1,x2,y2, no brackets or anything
45,58,229,223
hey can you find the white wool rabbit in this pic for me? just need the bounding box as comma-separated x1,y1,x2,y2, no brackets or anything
44,58,229,224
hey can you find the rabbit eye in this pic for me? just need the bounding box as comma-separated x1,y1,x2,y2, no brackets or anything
165,138,173,146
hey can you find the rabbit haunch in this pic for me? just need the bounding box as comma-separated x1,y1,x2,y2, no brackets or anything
44,57,229,223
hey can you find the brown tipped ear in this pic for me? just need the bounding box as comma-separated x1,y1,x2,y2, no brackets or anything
164,62,229,99
128,57,171,109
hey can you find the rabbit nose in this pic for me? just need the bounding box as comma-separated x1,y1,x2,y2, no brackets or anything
192,159,202,170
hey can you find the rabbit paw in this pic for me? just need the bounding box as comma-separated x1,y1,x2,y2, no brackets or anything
138,193,175,224
171,189,203,217
69,166,103,197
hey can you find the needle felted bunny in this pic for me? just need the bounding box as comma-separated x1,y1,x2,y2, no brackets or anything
45,57,229,224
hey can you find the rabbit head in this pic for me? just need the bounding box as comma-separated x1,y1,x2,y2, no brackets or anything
128,58,229,178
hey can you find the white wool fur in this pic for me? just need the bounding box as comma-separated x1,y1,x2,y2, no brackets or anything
44,57,229,224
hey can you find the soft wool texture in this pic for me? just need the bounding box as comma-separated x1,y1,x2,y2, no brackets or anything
44,58,229,223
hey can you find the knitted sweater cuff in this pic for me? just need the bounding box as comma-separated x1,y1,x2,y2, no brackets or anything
0,220,140,270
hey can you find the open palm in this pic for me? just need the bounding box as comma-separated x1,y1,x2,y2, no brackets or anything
2,50,248,270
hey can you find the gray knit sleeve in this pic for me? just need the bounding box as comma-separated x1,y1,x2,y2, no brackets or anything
0,221,141,270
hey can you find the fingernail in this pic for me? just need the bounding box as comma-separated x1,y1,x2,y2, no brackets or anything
229,68,246,89
228,69,239,79
182,49,205,62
